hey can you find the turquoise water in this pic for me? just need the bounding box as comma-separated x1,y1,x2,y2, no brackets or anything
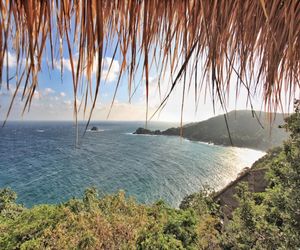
0,121,265,207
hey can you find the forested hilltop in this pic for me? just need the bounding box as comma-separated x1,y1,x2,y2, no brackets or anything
1,107,300,249
134,110,289,151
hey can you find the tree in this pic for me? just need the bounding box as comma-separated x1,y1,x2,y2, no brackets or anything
223,101,300,249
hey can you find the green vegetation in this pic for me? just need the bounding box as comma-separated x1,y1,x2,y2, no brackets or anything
135,110,288,151
221,105,300,249
0,189,219,249
1,107,299,249
251,146,284,170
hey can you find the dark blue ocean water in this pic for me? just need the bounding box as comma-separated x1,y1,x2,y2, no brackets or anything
0,121,264,207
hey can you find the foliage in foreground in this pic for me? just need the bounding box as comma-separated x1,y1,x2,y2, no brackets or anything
0,106,300,249
222,106,300,249
0,187,220,250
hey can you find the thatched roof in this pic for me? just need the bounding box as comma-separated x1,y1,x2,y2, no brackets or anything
0,0,299,124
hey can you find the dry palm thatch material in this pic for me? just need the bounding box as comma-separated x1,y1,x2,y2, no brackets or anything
0,0,299,126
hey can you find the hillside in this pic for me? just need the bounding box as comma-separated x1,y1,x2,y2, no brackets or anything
135,110,289,151
212,146,284,220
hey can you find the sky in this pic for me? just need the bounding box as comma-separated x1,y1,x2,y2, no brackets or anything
0,38,296,124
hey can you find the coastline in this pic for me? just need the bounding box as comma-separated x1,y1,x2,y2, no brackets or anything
132,131,267,153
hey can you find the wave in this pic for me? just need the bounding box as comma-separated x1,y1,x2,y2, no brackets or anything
197,141,215,146
86,129,105,133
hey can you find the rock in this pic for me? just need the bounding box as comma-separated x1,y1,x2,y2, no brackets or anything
133,127,162,135
91,126,98,131
133,127,152,134
162,127,179,136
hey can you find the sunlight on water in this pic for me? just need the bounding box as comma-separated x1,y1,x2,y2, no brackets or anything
235,147,266,167
0,122,266,208
216,147,266,190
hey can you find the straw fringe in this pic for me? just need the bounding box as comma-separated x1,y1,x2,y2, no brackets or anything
0,0,299,123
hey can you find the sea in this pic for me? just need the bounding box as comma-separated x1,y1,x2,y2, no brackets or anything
0,121,265,208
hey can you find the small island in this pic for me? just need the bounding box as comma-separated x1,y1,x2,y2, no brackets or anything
91,126,98,131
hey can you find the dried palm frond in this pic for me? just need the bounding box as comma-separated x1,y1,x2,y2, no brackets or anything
0,0,299,127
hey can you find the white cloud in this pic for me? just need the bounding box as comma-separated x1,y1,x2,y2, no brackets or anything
33,90,40,100
44,88,55,95
102,57,120,82
1,86,25,97
55,57,74,73
3,52,17,68
6,51,297,122
55,55,120,83
92,102,154,121
3,52,27,69
63,100,72,106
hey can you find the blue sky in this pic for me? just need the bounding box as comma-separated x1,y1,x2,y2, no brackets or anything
0,35,293,123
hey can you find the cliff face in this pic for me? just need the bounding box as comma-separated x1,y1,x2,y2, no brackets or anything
134,110,289,151
213,146,284,220
213,168,268,220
